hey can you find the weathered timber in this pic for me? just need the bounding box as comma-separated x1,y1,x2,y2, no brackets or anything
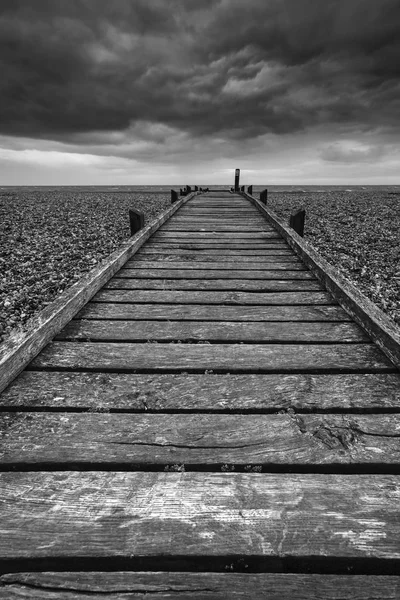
260,189,268,204
91,290,334,305
248,185,253,195
129,209,145,236
0,192,198,394
289,209,306,237
117,269,315,280
152,232,281,239
3,372,399,412
30,342,393,372
131,255,299,263
137,247,293,255
234,167,240,191
2,413,400,466
1,572,398,599
77,304,350,321
160,225,272,232
0,472,399,559
244,191,400,370
105,278,323,292
123,260,305,270
57,320,368,343
171,189,179,203
146,241,290,249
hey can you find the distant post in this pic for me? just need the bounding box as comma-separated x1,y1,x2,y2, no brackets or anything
289,209,305,237
234,168,240,191
186,185,192,194
260,189,268,204
248,185,253,196
171,189,179,203
240,185,245,192
180,188,184,196
129,209,145,236
195,185,198,191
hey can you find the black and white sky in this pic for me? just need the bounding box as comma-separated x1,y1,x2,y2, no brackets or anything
1,0,400,185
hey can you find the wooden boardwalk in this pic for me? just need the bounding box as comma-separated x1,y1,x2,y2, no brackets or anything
0,190,400,598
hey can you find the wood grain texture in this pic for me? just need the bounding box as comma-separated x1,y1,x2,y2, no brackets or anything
91,290,334,305
152,232,281,239
2,412,400,465
0,194,199,394
146,241,289,248
137,247,293,255
105,278,323,292
1,572,398,600
30,342,393,372
160,225,272,232
118,269,315,280
132,254,298,263
244,191,400,370
3,372,398,412
123,260,305,270
0,472,399,559
57,320,369,343
77,303,352,322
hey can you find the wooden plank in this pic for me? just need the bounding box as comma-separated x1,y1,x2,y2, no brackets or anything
77,303,351,322
152,232,281,239
57,320,368,343
118,269,314,280
147,240,289,248
1,572,399,600
160,226,273,232
92,290,334,305
30,342,394,372
2,412,400,466
245,192,400,369
3,372,399,412
0,472,399,559
131,255,299,263
105,278,323,291
0,192,199,395
123,260,305,270
137,248,294,255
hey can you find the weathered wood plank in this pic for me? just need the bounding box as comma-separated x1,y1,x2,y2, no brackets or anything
2,413,400,465
152,232,281,239
137,247,293,255
118,269,315,280
3,372,399,412
245,192,400,369
0,472,399,559
147,240,288,248
30,342,393,372
0,192,199,395
123,260,305,270
77,303,351,321
105,278,323,291
57,320,368,343
131,255,299,263
92,290,334,305
2,572,398,600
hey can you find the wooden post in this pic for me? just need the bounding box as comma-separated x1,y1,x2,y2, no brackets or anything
180,188,184,196
129,209,145,236
248,185,253,196
289,208,305,237
171,189,178,204
186,185,192,194
240,185,245,192
260,189,268,204
234,168,240,191
195,186,198,191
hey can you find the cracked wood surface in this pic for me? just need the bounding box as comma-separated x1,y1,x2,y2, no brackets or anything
56,320,369,343
104,277,323,291
0,472,399,560
2,372,399,412
116,268,315,279
1,573,399,599
77,304,349,321
91,290,334,305
29,342,394,372
124,260,305,269
1,413,400,465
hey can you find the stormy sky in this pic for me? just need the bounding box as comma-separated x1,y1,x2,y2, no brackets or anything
1,0,400,185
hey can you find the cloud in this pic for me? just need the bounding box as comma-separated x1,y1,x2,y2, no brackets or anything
320,141,388,163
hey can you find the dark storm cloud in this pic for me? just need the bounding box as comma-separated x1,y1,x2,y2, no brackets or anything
1,0,400,144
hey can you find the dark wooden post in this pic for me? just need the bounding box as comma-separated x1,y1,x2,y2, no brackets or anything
248,185,253,196
129,209,145,236
234,168,240,191
289,208,305,237
260,189,268,204
186,185,192,194
171,189,179,204
240,185,245,192
195,185,198,191
180,188,184,196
